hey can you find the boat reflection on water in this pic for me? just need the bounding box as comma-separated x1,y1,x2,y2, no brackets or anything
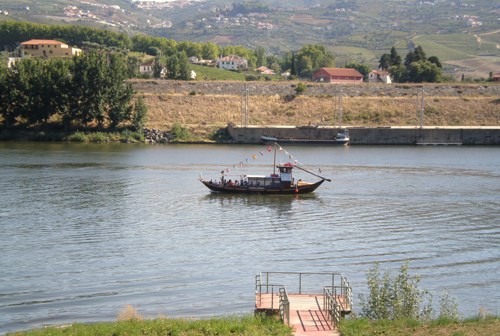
201,193,320,215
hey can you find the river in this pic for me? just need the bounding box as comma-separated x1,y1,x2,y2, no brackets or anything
0,142,499,333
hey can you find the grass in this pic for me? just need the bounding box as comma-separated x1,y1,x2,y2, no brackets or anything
7,314,500,336
191,65,246,81
339,316,500,336
140,88,500,134
8,314,293,336
0,129,144,143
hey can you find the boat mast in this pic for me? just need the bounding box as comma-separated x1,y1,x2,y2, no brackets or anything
273,142,277,174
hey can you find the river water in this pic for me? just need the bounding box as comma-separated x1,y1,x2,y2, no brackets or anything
0,142,499,333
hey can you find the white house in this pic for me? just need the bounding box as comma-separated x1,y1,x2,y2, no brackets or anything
217,55,248,71
139,59,154,75
369,70,392,83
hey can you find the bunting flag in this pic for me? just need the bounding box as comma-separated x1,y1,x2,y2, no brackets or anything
215,143,312,176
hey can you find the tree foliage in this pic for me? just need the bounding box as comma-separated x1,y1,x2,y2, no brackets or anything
0,21,131,51
295,44,335,78
381,45,443,83
346,61,371,80
0,51,135,129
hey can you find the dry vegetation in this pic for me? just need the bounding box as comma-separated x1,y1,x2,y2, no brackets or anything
135,81,500,137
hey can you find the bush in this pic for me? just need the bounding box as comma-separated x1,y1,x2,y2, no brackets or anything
295,82,307,95
67,131,88,142
170,122,190,141
359,262,430,320
245,74,260,81
87,132,109,142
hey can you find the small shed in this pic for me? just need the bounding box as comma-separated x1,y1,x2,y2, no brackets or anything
369,70,392,83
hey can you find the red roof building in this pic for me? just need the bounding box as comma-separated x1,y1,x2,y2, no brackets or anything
312,68,363,83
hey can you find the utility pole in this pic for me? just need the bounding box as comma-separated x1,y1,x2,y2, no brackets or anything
241,84,249,127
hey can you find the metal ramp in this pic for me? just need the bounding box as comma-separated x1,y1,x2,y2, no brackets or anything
255,272,352,336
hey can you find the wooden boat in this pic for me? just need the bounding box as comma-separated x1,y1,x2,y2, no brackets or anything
199,143,330,194
261,130,350,146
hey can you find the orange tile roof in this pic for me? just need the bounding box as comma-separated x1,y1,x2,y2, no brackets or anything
21,39,66,45
319,68,363,77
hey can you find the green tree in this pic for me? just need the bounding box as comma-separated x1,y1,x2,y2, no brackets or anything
295,44,335,78
126,56,140,78
390,47,402,66
177,51,191,80
428,56,442,68
166,54,179,79
67,51,108,128
407,60,442,83
405,45,427,66
201,42,220,60
106,53,134,128
388,64,408,83
289,52,297,76
379,54,391,70
153,56,163,78
346,61,371,80
255,46,266,67
0,59,34,127
133,96,148,130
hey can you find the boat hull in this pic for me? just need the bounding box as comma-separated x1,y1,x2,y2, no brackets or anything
200,179,325,194
261,135,349,146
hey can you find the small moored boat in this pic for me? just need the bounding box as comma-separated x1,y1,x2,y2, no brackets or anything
261,129,350,146
199,143,330,194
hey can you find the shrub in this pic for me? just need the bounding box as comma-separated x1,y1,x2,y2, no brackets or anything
87,132,109,142
438,291,459,321
170,122,190,141
295,82,307,95
245,74,260,81
67,131,87,142
359,262,431,320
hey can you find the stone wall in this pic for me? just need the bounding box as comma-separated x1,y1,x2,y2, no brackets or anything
132,80,500,98
227,125,500,145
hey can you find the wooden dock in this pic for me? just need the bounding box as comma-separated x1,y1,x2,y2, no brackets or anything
255,272,352,336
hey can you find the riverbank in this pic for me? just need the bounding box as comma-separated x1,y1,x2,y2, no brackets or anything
7,315,500,336
132,80,500,138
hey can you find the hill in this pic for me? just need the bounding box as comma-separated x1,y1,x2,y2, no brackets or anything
0,0,498,78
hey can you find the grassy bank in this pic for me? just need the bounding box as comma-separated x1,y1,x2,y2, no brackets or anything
0,129,145,143
8,315,500,336
339,316,500,336
8,315,292,336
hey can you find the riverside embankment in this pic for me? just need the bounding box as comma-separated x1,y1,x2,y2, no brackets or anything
132,80,500,144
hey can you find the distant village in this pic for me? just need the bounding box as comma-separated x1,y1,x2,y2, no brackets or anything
3,38,407,84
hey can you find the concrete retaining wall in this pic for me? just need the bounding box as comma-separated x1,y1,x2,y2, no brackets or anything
227,125,500,145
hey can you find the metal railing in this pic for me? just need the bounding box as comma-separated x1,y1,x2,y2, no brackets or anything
255,274,284,310
322,274,353,327
256,271,352,326
323,287,341,327
279,287,290,325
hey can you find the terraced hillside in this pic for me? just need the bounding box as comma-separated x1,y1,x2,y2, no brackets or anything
1,0,498,78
